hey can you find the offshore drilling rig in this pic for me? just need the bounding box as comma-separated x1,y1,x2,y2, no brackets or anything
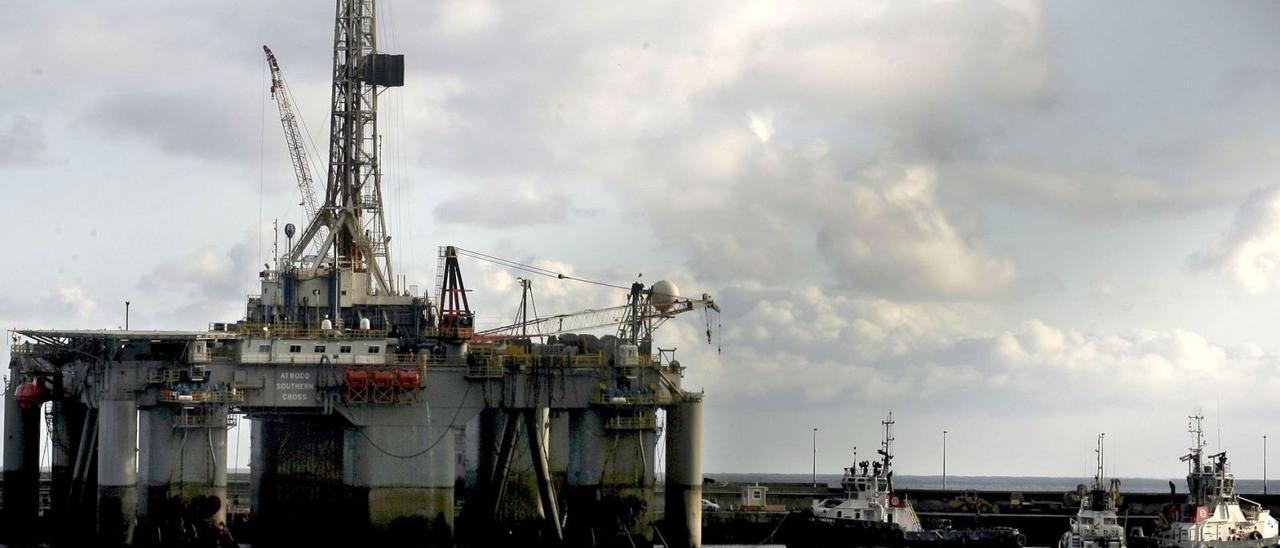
1,2,717,547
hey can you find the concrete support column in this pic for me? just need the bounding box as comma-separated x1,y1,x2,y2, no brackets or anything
566,408,658,547
1,373,40,541
473,408,500,486
346,415,455,546
49,400,86,530
664,399,703,548
249,418,265,519
138,405,230,542
98,397,139,546
565,409,603,546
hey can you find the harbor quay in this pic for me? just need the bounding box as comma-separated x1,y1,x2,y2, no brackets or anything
5,474,1277,547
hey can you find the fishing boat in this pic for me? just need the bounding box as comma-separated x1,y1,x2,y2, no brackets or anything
1059,433,1126,548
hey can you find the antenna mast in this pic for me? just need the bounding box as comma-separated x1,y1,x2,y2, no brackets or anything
1189,412,1206,470
878,412,895,488
1094,433,1105,489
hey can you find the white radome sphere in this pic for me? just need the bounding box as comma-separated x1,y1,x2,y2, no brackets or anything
651,280,680,312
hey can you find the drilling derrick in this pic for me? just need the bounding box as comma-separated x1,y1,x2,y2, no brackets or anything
283,0,403,322
251,0,412,333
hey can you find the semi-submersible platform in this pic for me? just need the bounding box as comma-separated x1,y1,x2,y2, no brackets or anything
0,2,719,547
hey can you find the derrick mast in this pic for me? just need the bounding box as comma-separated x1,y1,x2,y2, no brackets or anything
259,0,409,331
283,0,403,320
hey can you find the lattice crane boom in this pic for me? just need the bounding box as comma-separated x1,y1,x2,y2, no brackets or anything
475,292,718,342
263,46,324,251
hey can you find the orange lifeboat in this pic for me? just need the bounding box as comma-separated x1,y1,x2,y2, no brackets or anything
396,370,420,390
15,380,47,410
344,368,370,388
372,370,396,387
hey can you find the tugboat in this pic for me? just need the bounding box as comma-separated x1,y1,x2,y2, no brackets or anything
1133,414,1279,548
1059,433,1126,548
781,414,1025,548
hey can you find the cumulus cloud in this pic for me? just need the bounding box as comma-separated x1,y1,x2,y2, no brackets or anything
1189,185,1280,293
57,285,99,319
696,284,1280,413
370,0,1053,299
817,166,1018,298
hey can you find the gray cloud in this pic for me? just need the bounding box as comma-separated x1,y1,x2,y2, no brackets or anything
136,231,263,325
0,116,48,166
81,91,260,164
434,181,570,227
1189,185,1280,293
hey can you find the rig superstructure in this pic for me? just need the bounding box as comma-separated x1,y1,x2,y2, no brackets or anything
0,2,717,547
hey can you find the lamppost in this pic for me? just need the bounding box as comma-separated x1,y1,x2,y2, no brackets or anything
943,430,949,490
1265,435,1269,495
812,428,818,487
125,301,131,330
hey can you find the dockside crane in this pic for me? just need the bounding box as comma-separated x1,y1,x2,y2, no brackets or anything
263,45,325,255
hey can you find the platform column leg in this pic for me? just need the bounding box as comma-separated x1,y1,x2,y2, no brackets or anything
97,397,138,546
50,400,86,531
664,399,704,548
138,405,231,544
347,416,454,546
1,369,40,542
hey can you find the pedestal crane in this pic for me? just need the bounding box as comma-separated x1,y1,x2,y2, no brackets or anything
263,45,325,255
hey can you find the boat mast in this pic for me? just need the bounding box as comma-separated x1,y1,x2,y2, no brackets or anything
1184,412,1208,506
878,413,895,489
1188,413,1206,471
1094,433,1106,491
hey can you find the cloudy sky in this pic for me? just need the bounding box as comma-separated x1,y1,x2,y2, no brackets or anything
4,1,1280,480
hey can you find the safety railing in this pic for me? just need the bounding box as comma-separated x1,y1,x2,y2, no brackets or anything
604,414,657,431
465,364,506,379
173,409,234,429
386,353,420,366
492,352,604,368
147,369,183,384
216,322,390,339
592,389,669,407
10,343,60,357
160,389,245,404
422,355,469,366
